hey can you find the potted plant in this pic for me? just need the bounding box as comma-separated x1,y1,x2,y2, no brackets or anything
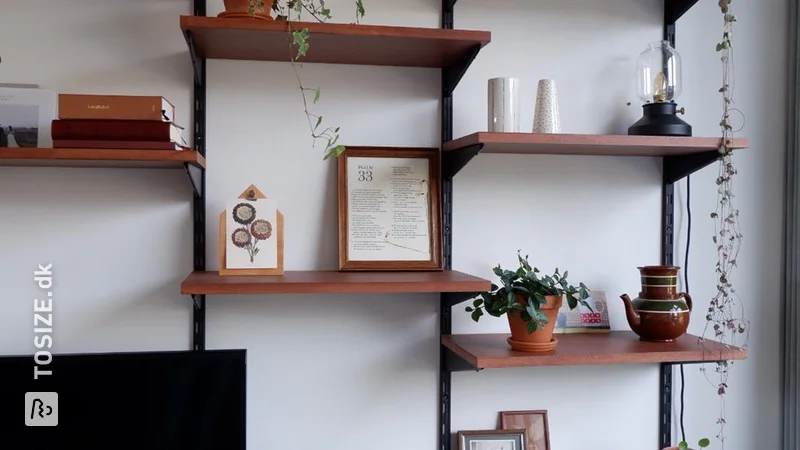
465,251,591,352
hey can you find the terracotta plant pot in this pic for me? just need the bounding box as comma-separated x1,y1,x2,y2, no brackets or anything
506,294,562,352
219,0,273,19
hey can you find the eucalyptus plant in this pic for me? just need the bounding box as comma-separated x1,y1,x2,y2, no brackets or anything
249,0,366,159
465,251,591,333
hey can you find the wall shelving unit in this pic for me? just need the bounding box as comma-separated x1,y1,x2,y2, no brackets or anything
179,1,748,449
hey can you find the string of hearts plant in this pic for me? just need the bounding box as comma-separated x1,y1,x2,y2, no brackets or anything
249,0,366,159
691,1,749,449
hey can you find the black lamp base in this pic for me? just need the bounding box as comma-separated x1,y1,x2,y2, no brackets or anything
628,102,692,137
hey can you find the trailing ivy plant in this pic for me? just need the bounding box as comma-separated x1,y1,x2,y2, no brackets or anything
249,0,366,159
465,251,591,333
698,1,749,448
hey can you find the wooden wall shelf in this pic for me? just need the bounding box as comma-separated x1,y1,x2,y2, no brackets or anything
441,332,748,371
181,270,491,295
443,132,750,156
0,148,206,169
441,132,750,181
180,15,490,67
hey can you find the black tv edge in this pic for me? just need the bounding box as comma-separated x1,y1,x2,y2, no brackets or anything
0,348,246,450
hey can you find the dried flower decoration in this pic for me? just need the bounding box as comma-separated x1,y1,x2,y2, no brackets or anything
231,228,252,249
233,203,257,225
250,219,273,240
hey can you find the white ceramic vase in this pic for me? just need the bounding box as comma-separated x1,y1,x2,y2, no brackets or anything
488,77,520,132
533,79,562,133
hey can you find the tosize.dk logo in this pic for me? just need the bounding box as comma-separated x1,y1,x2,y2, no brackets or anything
25,392,58,426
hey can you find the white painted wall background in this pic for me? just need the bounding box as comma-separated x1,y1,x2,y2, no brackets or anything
0,0,784,449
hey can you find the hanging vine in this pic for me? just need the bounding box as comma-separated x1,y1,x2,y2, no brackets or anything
249,0,366,159
695,1,749,448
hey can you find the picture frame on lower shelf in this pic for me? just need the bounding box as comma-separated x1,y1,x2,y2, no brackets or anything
337,147,442,271
498,410,550,450
458,429,526,450
219,184,284,276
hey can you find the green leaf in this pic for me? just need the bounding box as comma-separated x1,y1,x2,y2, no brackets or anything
356,0,366,17
698,438,710,448
331,145,346,157
313,88,321,104
315,116,323,130
465,306,474,312
471,308,483,322
678,442,689,450
473,299,482,308
526,320,536,334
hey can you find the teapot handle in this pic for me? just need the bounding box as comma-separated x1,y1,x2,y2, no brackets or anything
678,292,693,311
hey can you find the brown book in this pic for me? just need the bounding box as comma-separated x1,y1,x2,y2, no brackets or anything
51,119,184,143
58,94,176,122
53,140,185,150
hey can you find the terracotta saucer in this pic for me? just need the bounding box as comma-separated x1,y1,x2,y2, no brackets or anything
507,337,558,353
216,11,273,20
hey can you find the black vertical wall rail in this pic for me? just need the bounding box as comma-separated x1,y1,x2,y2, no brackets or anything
659,8,677,449
439,2,455,450
192,0,207,352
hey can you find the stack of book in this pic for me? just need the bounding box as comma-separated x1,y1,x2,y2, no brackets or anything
52,94,188,150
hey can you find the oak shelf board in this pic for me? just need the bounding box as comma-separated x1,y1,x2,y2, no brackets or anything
180,15,491,68
0,148,206,169
181,270,492,295
442,331,748,370
443,132,750,157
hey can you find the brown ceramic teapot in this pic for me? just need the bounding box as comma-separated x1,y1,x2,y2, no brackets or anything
620,266,692,342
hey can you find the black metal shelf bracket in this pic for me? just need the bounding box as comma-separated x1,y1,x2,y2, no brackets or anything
191,0,207,352
663,151,720,184
443,45,482,97
442,345,481,373
184,163,204,197
442,144,484,180
184,31,204,87
665,0,699,24
441,292,481,308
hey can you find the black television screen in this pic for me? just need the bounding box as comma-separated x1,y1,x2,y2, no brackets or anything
0,349,246,450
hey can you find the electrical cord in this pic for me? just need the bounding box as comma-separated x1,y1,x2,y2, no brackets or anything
679,174,691,444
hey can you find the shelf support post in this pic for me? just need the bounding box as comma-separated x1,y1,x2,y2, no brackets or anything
439,3,456,450
191,0,207,352
660,3,677,446
659,363,674,449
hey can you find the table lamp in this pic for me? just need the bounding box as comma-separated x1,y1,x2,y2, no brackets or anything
628,40,692,137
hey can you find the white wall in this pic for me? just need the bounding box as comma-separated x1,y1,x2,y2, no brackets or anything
0,0,785,449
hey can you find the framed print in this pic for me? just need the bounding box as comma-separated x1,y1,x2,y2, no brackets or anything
499,410,550,450
219,184,285,276
0,86,57,148
458,429,526,450
337,147,442,271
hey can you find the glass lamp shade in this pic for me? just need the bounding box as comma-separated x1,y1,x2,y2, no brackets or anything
636,40,682,103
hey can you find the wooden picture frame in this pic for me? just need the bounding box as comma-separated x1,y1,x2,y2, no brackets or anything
499,410,550,450
458,429,527,450
219,184,284,276
337,147,442,271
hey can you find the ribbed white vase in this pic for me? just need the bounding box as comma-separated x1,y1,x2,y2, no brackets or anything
533,79,562,133
488,77,520,132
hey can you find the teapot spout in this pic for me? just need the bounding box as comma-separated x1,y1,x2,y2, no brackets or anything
620,294,641,334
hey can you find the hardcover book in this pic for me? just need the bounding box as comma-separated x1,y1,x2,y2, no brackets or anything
58,94,175,122
51,119,184,144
